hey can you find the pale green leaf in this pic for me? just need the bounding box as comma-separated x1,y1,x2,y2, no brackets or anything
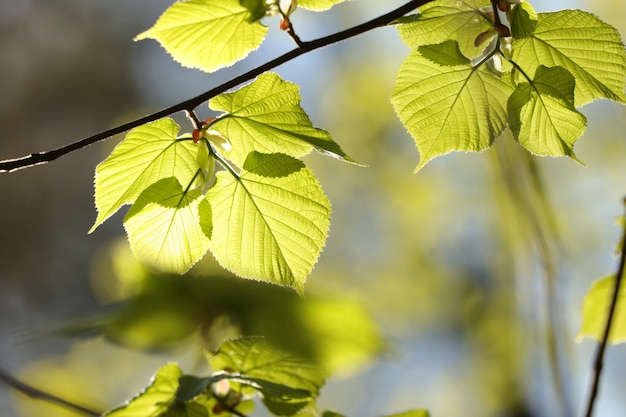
508,65,587,159
298,0,347,11
239,0,268,23
391,43,513,171
507,1,537,39
578,275,626,344
512,10,626,106
209,72,355,167
105,363,181,417
210,337,327,395
206,152,330,291
135,0,268,73
382,410,430,417
91,118,200,232
395,0,493,60
124,177,211,274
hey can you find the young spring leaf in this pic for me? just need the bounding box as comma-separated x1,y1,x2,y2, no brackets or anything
507,1,537,39
395,0,493,60
391,40,513,171
507,65,587,160
123,177,212,274
577,275,626,344
104,363,182,417
91,118,200,232
209,72,356,167
135,0,268,73
297,0,347,11
512,10,626,106
206,152,330,292
210,337,327,396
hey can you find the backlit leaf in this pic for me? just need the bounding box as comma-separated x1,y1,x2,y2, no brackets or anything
578,275,626,344
91,118,200,232
209,72,355,167
512,10,626,106
298,0,347,11
105,363,181,417
395,0,493,60
206,152,330,292
507,65,587,159
391,41,513,171
135,0,268,73
507,1,537,39
210,337,327,395
124,177,212,274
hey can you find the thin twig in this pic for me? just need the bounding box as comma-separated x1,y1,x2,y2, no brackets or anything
0,366,102,416
583,197,626,417
0,0,430,173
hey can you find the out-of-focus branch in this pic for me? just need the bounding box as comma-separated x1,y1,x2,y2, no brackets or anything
0,366,102,416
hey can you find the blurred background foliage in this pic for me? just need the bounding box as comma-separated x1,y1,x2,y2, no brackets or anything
1,0,626,416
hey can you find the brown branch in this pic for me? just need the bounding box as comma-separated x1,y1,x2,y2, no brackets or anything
583,196,626,417
0,366,102,416
0,0,430,173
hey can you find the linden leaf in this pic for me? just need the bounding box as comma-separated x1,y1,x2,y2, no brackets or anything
104,363,182,417
507,65,587,160
91,118,200,232
124,177,212,274
512,10,626,106
578,275,626,344
209,72,356,167
391,41,513,171
395,0,493,60
135,0,268,73
507,1,537,39
206,152,330,292
298,0,348,11
210,337,327,395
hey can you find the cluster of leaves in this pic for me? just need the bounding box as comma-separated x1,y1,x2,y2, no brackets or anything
391,0,626,171
83,0,626,416
91,71,356,292
103,337,428,417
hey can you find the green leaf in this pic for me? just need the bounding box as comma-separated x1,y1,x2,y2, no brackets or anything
395,0,493,60
135,0,268,73
91,118,200,232
507,65,587,160
391,42,513,171
507,1,537,39
578,275,626,344
239,0,268,23
382,411,430,417
206,152,330,292
512,10,626,106
210,72,356,167
176,375,212,402
298,0,347,11
105,363,182,417
124,177,211,274
210,337,327,395
419,40,471,66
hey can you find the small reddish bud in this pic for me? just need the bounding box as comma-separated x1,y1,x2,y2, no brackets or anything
212,403,225,414
192,129,203,144
279,18,290,31
496,23,511,37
